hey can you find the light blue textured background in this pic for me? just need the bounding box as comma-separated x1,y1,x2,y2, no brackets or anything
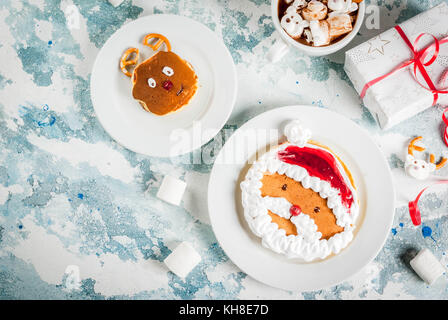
1,0,448,299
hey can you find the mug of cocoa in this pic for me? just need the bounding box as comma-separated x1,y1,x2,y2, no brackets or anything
268,0,365,60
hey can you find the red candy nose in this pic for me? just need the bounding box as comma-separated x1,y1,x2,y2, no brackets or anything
162,80,173,91
290,205,302,216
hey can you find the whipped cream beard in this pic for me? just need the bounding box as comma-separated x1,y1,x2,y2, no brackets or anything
240,120,359,262
278,0,360,47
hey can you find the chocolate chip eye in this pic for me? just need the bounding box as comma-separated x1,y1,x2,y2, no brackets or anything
147,78,156,88
314,207,320,213
282,184,287,191
162,66,174,76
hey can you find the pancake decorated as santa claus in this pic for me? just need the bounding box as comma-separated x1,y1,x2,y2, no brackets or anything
240,120,360,262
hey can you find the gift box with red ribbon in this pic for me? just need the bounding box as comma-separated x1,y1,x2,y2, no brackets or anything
344,2,448,130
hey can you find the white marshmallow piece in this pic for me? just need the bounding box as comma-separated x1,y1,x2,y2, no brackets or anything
156,175,187,206
328,0,358,14
108,0,124,7
290,0,308,9
281,6,309,38
309,20,330,47
304,29,313,43
302,0,328,21
410,248,446,285
164,242,201,278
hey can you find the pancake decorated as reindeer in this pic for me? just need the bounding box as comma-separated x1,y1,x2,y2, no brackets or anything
240,120,360,262
119,33,198,115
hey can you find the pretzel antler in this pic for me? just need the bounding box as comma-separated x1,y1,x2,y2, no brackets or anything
408,136,425,156
429,153,447,170
120,47,139,77
143,33,171,52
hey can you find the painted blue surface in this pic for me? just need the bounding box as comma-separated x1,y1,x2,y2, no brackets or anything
0,0,448,299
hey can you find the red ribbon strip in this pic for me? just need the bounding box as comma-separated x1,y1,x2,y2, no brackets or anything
360,26,448,106
443,107,448,147
408,181,448,226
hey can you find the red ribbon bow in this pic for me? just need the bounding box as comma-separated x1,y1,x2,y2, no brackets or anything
361,26,448,144
408,181,448,226
361,26,448,103
443,107,448,147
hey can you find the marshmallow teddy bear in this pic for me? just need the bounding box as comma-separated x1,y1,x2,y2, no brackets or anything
280,0,310,39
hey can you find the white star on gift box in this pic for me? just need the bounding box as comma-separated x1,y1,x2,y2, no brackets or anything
367,35,391,55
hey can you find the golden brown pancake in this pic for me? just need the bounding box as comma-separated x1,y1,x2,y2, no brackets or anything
261,173,344,240
132,51,198,115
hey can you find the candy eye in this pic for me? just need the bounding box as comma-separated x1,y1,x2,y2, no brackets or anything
162,66,174,76
147,78,156,88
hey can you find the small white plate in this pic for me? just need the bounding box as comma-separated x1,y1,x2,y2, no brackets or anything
91,15,237,157
208,106,395,292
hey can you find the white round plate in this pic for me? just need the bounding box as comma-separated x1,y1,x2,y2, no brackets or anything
208,106,395,292
91,15,237,157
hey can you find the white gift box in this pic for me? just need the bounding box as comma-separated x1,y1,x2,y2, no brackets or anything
344,3,448,130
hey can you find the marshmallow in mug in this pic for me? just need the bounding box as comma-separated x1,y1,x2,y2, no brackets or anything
328,0,358,14
327,13,353,41
309,20,330,47
303,29,313,43
285,0,307,7
281,6,310,38
302,0,328,21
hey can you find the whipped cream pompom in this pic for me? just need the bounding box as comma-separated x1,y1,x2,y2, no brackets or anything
283,120,312,147
281,5,310,38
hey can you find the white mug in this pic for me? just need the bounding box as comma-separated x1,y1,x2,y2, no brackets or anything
268,0,366,60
